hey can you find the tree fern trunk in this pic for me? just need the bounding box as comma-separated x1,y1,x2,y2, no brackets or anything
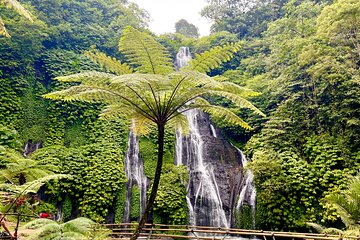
131,124,165,240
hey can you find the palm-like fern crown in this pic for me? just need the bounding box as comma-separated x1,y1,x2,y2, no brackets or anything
0,148,59,184
44,26,264,134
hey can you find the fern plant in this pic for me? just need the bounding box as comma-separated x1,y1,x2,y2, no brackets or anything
0,148,59,185
0,0,33,37
308,175,360,236
22,217,110,240
44,26,264,239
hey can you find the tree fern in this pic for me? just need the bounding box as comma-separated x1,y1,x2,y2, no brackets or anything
119,26,174,75
185,42,243,73
84,48,133,75
0,174,70,195
0,148,59,185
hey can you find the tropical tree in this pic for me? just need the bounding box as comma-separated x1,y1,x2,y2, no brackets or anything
44,26,264,239
23,217,110,240
0,0,33,37
175,19,199,38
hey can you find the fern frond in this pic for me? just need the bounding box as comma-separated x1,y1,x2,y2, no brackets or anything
186,42,243,73
0,17,10,37
84,48,133,75
54,71,116,83
306,222,325,233
25,223,61,240
203,106,251,130
322,228,344,235
4,0,33,22
212,81,261,98
23,218,55,229
63,217,94,234
100,104,135,121
43,85,122,104
110,73,163,88
167,114,189,135
342,228,360,237
0,174,70,195
208,90,265,117
119,26,174,75
131,114,157,135
187,98,252,130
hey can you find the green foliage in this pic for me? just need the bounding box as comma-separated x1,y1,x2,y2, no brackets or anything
0,125,21,149
114,185,126,224
0,147,59,185
235,205,254,229
201,0,288,38
186,41,242,74
175,19,199,38
36,202,57,215
62,195,72,222
130,185,140,220
23,217,110,240
40,49,101,83
324,175,360,230
153,164,188,225
237,0,360,231
0,0,34,37
0,78,23,128
23,0,149,54
18,82,49,143
140,128,175,178
32,142,127,222
119,26,174,75
248,132,358,231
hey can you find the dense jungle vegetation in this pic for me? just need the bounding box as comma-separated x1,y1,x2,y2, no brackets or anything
0,0,359,237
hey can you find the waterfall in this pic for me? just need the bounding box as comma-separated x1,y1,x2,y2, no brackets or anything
185,109,229,227
175,47,192,71
174,46,257,229
175,47,228,227
23,140,42,157
235,148,257,229
210,124,217,138
123,130,148,222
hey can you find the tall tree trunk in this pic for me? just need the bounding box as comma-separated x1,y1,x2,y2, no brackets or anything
131,124,165,240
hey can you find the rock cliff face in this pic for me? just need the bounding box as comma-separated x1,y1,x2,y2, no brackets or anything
175,109,249,227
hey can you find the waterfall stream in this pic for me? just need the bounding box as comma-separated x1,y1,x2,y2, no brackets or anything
185,109,229,227
123,129,148,222
174,46,257,228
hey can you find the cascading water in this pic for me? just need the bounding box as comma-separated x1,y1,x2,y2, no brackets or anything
235,148,257,229
123,129,148,223
174,46,257,228
23,140,42,157
186,109,229,227
174,47,192,71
